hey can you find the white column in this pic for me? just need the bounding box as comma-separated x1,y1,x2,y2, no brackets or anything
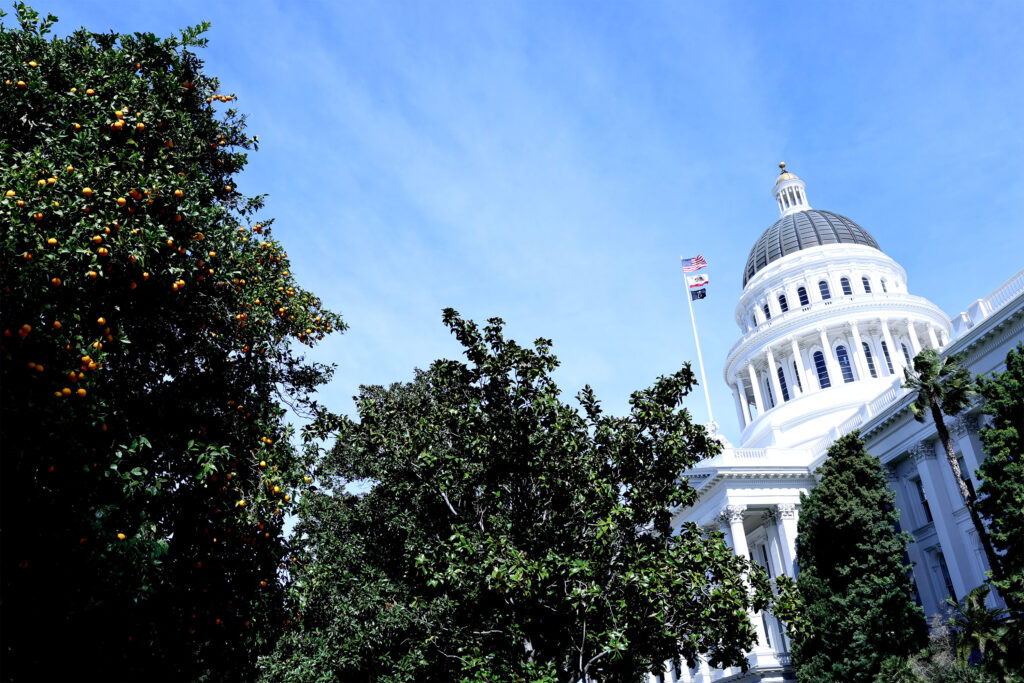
722,504,770,650
881,318,905,376
927,325,940,350
950,414,983,495
734,381,751,427
910,442,972,598
818,327,841,386
775,503,799,577
747,363,764,414
849,323,868,380
766,347,784,404
906,319,922,356
791,337,812,394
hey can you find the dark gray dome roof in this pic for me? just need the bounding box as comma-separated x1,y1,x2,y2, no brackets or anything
742,209,880,287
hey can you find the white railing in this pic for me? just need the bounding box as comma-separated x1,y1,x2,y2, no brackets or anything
984,268,1024,313
866,378,906,416
733,448,769,459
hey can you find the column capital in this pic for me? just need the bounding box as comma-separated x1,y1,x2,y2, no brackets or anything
761,508,778,523
910,440,935,464
776,502,797,519
722,504,747,523
950,413,981,438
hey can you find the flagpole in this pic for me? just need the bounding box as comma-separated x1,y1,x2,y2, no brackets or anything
684,270,714,425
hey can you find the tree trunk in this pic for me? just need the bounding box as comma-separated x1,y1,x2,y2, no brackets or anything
930,398,1003,582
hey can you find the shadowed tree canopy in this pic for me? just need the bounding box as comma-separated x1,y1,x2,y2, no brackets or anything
789,431,926,683
1,6,343,680
262,311,772,683
976,342,1024,675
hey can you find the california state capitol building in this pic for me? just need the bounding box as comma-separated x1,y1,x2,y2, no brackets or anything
658,164,1024,683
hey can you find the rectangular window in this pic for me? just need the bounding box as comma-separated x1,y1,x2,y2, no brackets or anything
914,478,932,524
937,552,957,602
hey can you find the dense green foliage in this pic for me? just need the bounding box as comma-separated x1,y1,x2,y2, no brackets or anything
1,6,342,680
789,431,926,683
262,311,772,683
878,589,1017,683
977,342,1024,674
904,349,1000,574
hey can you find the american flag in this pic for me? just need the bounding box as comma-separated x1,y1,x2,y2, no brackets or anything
680,254,708,272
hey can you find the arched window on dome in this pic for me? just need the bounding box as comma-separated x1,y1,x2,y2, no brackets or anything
763,304,771,320
876,339,892,376
862,276,872,294
901,342,912,368
778,294,789,313
819,280,832,301
813,350,831,389
836,345,855,383
764,377,775,408
841,277,853,296
776,366,790,401
792,361,803,392
881,278,889,293
862,342,878,378
797,286,809,306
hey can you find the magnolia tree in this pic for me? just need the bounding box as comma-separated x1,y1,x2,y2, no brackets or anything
1,6,342,680
263,311,774,683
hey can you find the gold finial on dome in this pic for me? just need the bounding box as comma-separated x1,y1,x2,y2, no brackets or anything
779,161,786,171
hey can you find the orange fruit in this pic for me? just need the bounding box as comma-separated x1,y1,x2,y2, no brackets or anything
4,190,14,196
53,321,61,329
116,197,126,206
86,88,95,95
117,533,126,540
47,237,57,245
173,189,184,198
97,317,106,325
82,187,93,197
92,235,103,243
51,277,61,286
136,122,145,131
88,271,98,279
77,388,86,397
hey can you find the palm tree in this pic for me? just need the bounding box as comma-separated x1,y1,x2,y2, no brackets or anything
947,585,1012,680
903,349,1001,578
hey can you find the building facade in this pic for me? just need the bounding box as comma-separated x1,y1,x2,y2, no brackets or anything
659,164,1024,683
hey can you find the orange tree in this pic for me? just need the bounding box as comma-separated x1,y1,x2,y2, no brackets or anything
0,5,343,680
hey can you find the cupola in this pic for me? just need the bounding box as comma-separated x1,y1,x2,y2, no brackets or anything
772,162,811,217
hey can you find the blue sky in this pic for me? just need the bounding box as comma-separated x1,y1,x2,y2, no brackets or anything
28,1,1024,443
